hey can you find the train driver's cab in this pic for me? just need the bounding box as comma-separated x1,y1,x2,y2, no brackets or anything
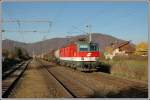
77,42,99,52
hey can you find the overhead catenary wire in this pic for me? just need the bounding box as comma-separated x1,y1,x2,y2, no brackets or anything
2,19,52,33
2,20,52,23
66,9,139,45
2,8,54,55
67,8,142,36
1,30,50,33
2,19,53,54
2,19,52,34
72,25,87,34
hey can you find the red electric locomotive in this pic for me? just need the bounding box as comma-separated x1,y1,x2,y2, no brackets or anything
54,40,101,71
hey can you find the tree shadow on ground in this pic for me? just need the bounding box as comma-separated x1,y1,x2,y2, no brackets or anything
2,59,21,73
87,87,148,98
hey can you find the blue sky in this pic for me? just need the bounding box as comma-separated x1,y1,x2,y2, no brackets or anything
2,2,148,44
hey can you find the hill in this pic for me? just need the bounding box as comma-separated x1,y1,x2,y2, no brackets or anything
2,33,135,55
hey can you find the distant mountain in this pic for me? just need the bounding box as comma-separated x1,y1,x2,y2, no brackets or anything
2,33,135,55
2,39,28,50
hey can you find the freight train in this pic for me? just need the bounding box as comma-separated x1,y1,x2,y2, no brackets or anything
54,40,101,71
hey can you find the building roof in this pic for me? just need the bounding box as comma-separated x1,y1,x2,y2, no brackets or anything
114,41,131,49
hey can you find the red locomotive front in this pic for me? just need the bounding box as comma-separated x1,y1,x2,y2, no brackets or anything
59,42,100,62
54,41,101,71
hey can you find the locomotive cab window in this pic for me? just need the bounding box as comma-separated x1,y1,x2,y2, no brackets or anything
90,43,99,51
90,45,97,51
79,44,89,51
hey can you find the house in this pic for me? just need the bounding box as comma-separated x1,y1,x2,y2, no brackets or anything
104,41,135,60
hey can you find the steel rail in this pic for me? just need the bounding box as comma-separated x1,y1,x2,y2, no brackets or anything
42,63,76,98
2,60,31,98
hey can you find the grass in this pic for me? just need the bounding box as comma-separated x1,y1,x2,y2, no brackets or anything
100,55,148,82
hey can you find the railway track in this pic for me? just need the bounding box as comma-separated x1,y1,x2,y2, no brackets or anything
40,60,94,98
3,61,25,80
43,65,75,98
40,59,148,98
2,60,31,98
7,59,147,98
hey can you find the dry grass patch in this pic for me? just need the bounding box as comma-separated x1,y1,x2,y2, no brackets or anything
101,56,148,81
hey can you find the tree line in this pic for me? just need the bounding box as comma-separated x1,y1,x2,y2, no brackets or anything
2,47,31,62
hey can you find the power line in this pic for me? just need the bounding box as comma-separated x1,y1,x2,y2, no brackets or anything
2,19,52,33
2,20,52,23
66,8,141,36
1,30,50,33
72,25,87,34
2,19,53,46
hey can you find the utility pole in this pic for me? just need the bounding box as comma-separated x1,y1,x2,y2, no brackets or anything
32,48,35,59
42,35,46,59
86,25,92,43
2,19,52,59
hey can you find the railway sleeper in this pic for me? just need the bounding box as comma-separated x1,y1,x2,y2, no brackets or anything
2,60,31,98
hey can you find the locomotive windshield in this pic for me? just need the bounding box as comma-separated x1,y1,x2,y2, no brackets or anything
79,43,99,52
79,44,89,51
90,44,97,51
